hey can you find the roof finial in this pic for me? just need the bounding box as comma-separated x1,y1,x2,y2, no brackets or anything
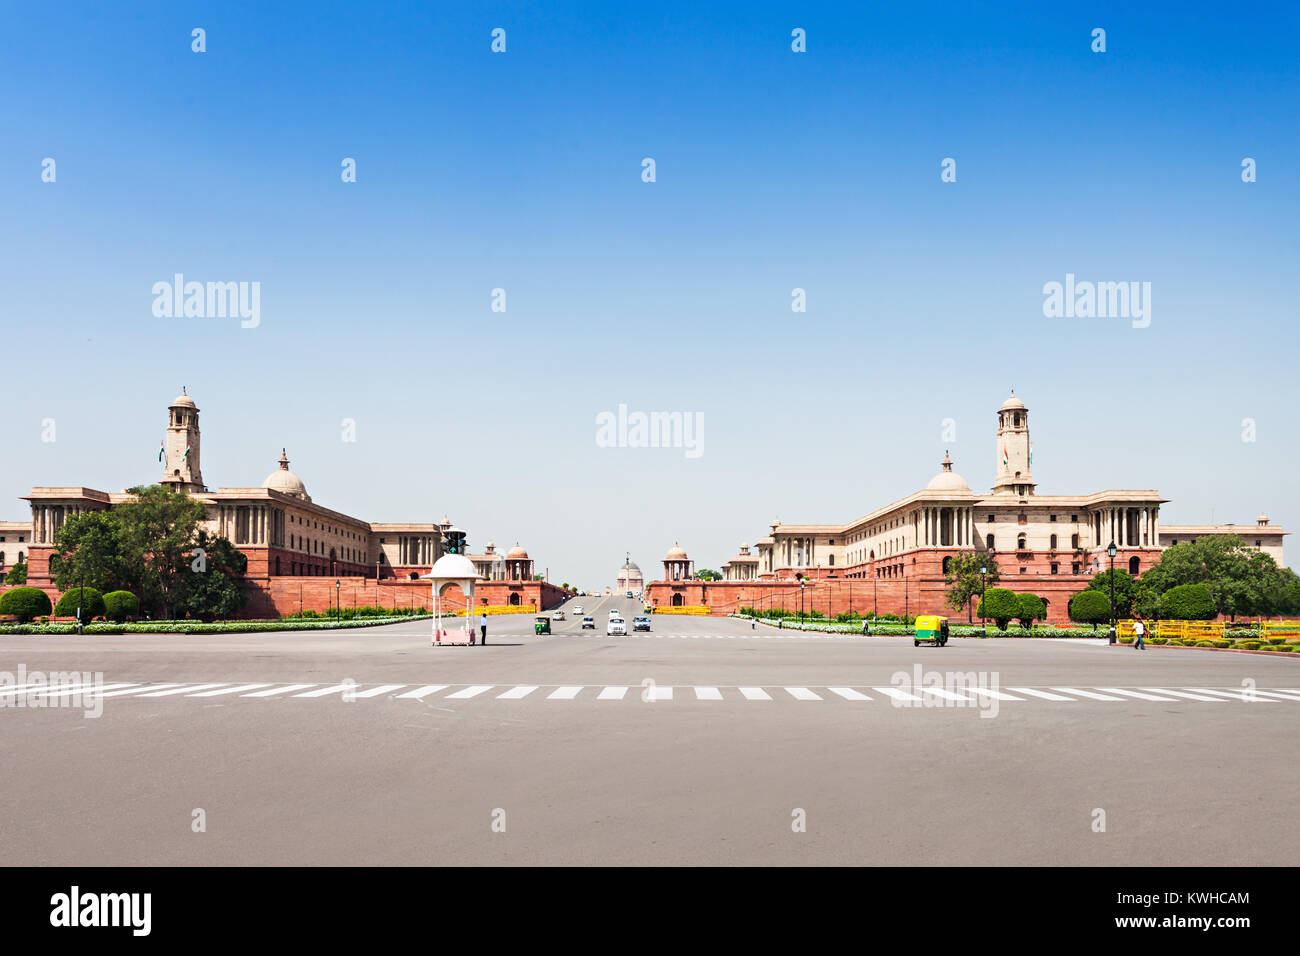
278,448,289,470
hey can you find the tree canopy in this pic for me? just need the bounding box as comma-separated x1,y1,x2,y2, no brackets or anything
944,552,1001,622
1135,536,1299,619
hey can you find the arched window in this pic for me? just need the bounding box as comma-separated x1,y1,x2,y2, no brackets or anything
986,533,994,550
1049,534,1057,550
1017,534,1027,550
942,556,952,574
672,593,684,607
1129,556,1140,576
1071,533,1079,549
509,593,520,606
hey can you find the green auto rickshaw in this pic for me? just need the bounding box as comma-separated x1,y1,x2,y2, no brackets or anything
534,615,551,635
914,614,949,647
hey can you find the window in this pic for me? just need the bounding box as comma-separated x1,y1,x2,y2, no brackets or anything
1050,514,1057,522
1129,556,1140,576
1070,514,1078,522
987,514,995,522
1256,539,1262,547
1049,534,1057,550
942,556,952,574
1071,563,1080,574
986,533,994,550
1051,563,1059,575
828,555,834,566
1017,534,1027,550
1019,567,1026,574
1071,533,1079,549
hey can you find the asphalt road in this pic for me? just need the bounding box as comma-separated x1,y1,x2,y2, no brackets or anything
1,594,1296,866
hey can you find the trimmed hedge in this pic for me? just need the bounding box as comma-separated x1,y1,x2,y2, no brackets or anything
0,613,433,635
103,591,139,623
1161,583,1217,620
0,587,53,623
53,587,106,620
1195,640,1216,647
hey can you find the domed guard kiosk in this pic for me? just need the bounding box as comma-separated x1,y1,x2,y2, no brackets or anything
422,553,482,646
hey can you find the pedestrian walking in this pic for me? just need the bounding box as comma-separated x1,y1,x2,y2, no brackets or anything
480,612,488,646
1133,615,1145,651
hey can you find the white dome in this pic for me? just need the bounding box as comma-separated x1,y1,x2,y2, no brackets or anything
264,449,310,500
926,452,971,494
424,554,480,581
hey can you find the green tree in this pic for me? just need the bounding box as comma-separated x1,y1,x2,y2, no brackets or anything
1085,568,1137,617
3,560,26,585
944,552,1001,622
695,569,722,581
103,590,139,623
1160,583,1217,620
53,586,106,620
976,588,1019,631
1015,592,1046,628
1068,590,1111,630
174,532,248,621
1137,536,1291,619
50,509,124,593
113,485,209,618
0,587,53,623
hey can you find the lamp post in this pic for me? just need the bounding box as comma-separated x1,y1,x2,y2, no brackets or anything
76,572,84,636
800,579,806,626
1107,541,1117,644
980,563,987,637
335,579,341,624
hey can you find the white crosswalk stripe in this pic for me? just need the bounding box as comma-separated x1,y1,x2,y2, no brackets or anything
16,681,1298,708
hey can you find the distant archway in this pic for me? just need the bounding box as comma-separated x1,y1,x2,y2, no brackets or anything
672,593,684,607
509,592,521,606
1129,556,1140,576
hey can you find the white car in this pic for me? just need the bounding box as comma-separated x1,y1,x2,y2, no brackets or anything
609,609,620,618
607,617,626,636
573,606,583,614
553,610,565,620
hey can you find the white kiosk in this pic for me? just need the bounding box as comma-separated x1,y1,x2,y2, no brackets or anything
422,553,482,646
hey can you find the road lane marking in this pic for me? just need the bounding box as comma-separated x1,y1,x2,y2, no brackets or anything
243,684,316,697
918,687,977,702
694,686,723,700
446,685,494,699
828,687,871,701
873,687,924,702
396,685,448,699
962,687,1024,702
1051,688,1126,701
1008,688,1077,701
0,681,100,699
187,683,274,697
785,687,822,700
547,686,584,700
99,683,189,698
295,684,356,698
1137,688,1225,702
597,686,628,700
1097,688,1182,702
739,687,771,700
1184,688,1277,702
350,684,406,698
136,683,230,697
497,685,538,699
38,683,139,700
1258,689,1300,701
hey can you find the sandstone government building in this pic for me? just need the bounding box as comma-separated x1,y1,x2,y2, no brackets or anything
644,392,1286,620
1,390,568,617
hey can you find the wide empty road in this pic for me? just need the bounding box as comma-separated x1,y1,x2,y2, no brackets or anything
2,597,1296,865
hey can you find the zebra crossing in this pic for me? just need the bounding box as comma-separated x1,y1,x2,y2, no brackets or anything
4,680,1299,706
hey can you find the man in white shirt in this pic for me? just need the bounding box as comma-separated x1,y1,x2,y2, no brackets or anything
479,613,488,645
1133,616,1145,650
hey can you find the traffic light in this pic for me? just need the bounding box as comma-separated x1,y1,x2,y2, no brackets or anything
442,527,467,555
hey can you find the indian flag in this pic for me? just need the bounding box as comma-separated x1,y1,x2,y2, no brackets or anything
157,441,164,462
184,443,191,459
1001,444,1008,468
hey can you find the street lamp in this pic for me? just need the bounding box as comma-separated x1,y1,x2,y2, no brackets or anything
335,579,341,624
800,578,806,626
76,572,84,636
1107,541,1117,644
980,564,987,637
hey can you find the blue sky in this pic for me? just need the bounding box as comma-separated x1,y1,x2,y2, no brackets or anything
2,1,1297,585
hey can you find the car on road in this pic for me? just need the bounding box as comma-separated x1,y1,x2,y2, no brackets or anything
632,616,651,631
581,616,595,629
552,610,565,620
609,608,620,617
572,605,583,614
607,617,626,636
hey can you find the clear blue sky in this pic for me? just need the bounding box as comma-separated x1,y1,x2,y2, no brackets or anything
2,1,1296,584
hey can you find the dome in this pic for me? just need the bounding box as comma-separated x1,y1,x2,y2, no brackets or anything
999,391,1026,411
622,559,641,571
264,449,310,500
424,553,480,581
506,542,529,559
665,542,688,560
926,452,971,494
170,387,197,408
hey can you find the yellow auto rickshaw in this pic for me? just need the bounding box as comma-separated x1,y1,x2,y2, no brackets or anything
914,614,949,647
534,615,551,635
